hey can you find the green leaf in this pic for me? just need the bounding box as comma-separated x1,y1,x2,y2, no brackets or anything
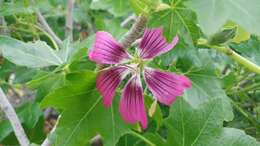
159,36,201,66
211,128,260,146
188,0,260,35
144,98,259,146
224,21,250,43
230,36,260,66
130,0,160,14
164,98,223,146
0,1,34,16
149,2,200,45
41,71,131,146
0,36,63,68
27,71,66,100
184,53,234,121
90,0,132,17
116,134,144,146
58,39,74,63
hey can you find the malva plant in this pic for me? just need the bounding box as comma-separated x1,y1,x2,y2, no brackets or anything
89,28,191,128
0,0,260,146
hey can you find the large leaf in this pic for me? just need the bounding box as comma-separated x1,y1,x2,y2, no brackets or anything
188,0,260,35
184,51,234,121
149,1,200,45
41,71,131,146
144,98,259,146
159,36,201,66
0,36,63,68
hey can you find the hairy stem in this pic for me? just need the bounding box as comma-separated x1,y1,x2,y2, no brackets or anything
65,0,75,39
0,88,30,146
119,14,147,49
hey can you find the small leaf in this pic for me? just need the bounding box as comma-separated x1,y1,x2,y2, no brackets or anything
149,2,200,45
130,0,160,14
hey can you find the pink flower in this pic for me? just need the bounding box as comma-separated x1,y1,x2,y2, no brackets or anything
89,28,192,129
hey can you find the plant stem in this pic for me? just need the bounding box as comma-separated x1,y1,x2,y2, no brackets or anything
212,45,260,74
119,14,147,49
230,99,260,129
0,88,30,146
17,21,59,50
129,131,156,146
197,39,260,74
65,0,75,39
30,0,63,47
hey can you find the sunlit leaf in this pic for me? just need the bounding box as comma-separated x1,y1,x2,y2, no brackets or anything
0,36,63,68
188,0,260,35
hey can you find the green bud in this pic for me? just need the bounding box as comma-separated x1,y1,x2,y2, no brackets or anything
209,27,237,45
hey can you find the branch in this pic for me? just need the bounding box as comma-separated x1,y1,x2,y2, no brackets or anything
0,88,30,146
41,116,60,146
119,14,148,49
36,12,63,47
0,0,9,35
30,0,62,47
65,0,75,39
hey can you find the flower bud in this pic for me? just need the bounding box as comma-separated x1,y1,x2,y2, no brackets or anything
209,27,237,45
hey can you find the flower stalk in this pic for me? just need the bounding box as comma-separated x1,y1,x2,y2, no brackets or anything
198,39,260,74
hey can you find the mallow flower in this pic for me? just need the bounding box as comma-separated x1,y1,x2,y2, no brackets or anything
89,27,191,129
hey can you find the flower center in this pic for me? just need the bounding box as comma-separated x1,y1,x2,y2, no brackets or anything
130,53,146,73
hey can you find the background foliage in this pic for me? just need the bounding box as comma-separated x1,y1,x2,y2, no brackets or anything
0,0,260,146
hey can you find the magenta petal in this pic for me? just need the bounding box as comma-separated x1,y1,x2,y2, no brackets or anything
119,75,147,129
89,31,129,64
144,67,191,106
139,28,179,59
97,66,129,107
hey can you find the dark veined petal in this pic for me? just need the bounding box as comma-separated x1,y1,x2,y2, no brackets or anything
139,27,179,59
119,75,147,129
144,67,191,105
97,66,129,107
89,31,130,64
